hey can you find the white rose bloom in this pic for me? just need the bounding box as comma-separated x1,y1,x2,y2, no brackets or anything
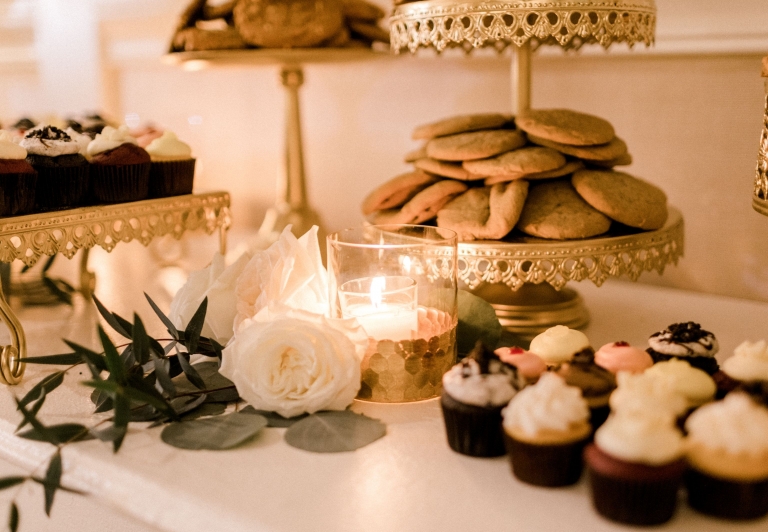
221,308,369,418
168,252,250,345
234,226,328,332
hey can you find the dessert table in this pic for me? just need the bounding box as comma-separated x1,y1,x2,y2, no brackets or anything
0,273,766,531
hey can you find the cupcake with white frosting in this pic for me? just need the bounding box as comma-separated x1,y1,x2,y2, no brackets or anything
529,325,592,366
441,342,522,457
585,408,686,525
684,393,768,519
0,131,37,215
646,322,720,375
718,340,768,402
502,372,591,486
609,371,687,419
87,125,150,203
145,131,195,198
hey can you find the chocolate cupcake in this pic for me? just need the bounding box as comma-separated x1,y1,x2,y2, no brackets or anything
647,322,720,375
145,131,195,198
0,131,37,215
529,325,592,366
441,343,522,457
685,393,768,520
553,349,616,430
20,126,88,211
87,126,150,203
586,409,686,526
495,346,547,384
502,372,591,486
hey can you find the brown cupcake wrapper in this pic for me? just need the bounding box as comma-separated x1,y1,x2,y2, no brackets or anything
440,392,506,458
504,431,588,487
33,164,90,211
91,162,150,204
686,468,768,520
148,159,195,198
0,171,37,216
647,349,720,375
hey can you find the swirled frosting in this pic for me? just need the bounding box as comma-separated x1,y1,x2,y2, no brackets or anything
502,372,589,438
595,341,653,374
495,347,547,379
20,126,79,157
145,131,192,161
609,371,687,416
86,125,138,157
645,359,716,408
595,410,684,465
648,322,719,358
0,131,26,159
722,340,768,382
65,127,91,156
529,325,591,365
686,393,768,456
443,344,520,407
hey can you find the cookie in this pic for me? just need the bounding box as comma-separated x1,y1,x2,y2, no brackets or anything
341,0,385,21
361,170,439,215
426,130,525,162
464,146,566,177
404,144,427,163
516,180,611,240
483,160,584,185
324,25,351,46
399,180,469,224
348,21,390,43
414,158,483,181
588,152,633,168
571,170,668,230
527,134,628,162
516,109,615,146
203,0,236,20
437,181,528,241
175,27,247,51
234,0,344,48
413,113,512,140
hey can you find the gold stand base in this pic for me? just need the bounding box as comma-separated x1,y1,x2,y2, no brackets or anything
468,283,589,340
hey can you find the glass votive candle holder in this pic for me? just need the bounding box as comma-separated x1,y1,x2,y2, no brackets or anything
328,225,458,403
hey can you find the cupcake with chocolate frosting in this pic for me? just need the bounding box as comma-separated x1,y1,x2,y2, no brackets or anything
0,131,37,215
441,342,522,457
145,131,195,198
20,126,89,211
647,322,719,375
87,125,150,203
554,349,616,430
529,325,592,366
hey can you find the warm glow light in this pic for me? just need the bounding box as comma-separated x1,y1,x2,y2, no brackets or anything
370,276,385,309
124,112,140,128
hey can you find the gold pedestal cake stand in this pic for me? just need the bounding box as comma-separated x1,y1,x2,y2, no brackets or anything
753,63,768,216
0,192,231,385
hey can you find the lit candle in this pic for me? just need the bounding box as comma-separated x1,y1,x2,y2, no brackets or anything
339,276,418,341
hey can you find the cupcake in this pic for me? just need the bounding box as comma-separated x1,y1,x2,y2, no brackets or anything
721,340,768,387
585,409,686,526
529,325,592,366
87,125,150,203
594,341,653,374
145,131,195,198
609,371,687,420
0,131,37,215
685,393,768,520
502,373,591,486
645,359,716,430
65,127,92,157
647,322,719,375
20,126,89,211
553,349,616,430
494,346,547,383
441,342,521,457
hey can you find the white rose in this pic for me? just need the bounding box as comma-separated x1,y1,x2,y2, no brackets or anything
234,226,328,332
220,308,368,418
168,252,250,345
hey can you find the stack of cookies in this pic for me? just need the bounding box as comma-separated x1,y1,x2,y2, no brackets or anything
170,0,389,52
361,109,669,241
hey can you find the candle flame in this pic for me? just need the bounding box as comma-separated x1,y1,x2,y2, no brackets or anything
370,276,385,309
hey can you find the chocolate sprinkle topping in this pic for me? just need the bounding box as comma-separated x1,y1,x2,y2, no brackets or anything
461,341,522,387
650,322,716,349
24,125,72,143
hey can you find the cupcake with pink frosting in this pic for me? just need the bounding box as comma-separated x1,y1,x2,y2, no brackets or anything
595,341,653,374
495,346,547,383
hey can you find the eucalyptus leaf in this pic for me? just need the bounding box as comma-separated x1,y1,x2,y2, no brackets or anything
173,361,238,403
112,314,134,338
93,296,131,339
64,340,107,373
15,399,53,444
128,404,163,423
144,293,179,339
160,411,267,451
90,388,113,413
284,411,386,453
457,290,502,356
21,353,83,366
170,394,208,416
43,451,61,516
111,394,130,452
19,371,63,409
18,423,92,444
153,358,176,397
497,329,530,351
42,277,72,306
98,326,126,383
175,348,205,390
183,297,207,355
0,478,25,491
132,314,150,365
8,501,18,532
180,402,226,421
241,406,307,428
120,345,135,368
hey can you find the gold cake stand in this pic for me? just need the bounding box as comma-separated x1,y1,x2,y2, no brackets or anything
0,192,231,385
753,59,768,216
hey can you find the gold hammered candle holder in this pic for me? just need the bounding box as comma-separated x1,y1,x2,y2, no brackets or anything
327,225,458,403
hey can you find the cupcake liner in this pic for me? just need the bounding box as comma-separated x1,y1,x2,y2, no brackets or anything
33,163,90,211
148,159,195,198
589,405,610,431
589,467,682,525
91,162,150,204
440,392,506,457
504,431,588,487
686,468,768,520
0,171,37,216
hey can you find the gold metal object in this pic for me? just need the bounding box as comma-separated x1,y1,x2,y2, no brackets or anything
358,325,457,403
391,0,656,54
0,192,232,384
753,76,768,217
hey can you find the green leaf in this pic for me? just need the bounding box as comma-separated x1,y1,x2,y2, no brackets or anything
92,296,131,339
175,348,205,390
284,411,386,453
8,501,18,532
98,326,126,384
41,254,56,274
112,314,133,338
43,451,61,516
132,314,150,365
42,277,72,306
160,411,267,450
152,358,176,397
21,353,83,366
457,290,503,356
82,380,175,419
18,371,64,409
497,329,530,351
179,402,226,421
144,293,179,339
240,406,307,428
170,394,207,416
172,361,238,403
18,423,92,444
111,394,129,452
14,399,54,444
64,340,107,373
90,388,113,413
0,478,25,491
183,297,207,356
